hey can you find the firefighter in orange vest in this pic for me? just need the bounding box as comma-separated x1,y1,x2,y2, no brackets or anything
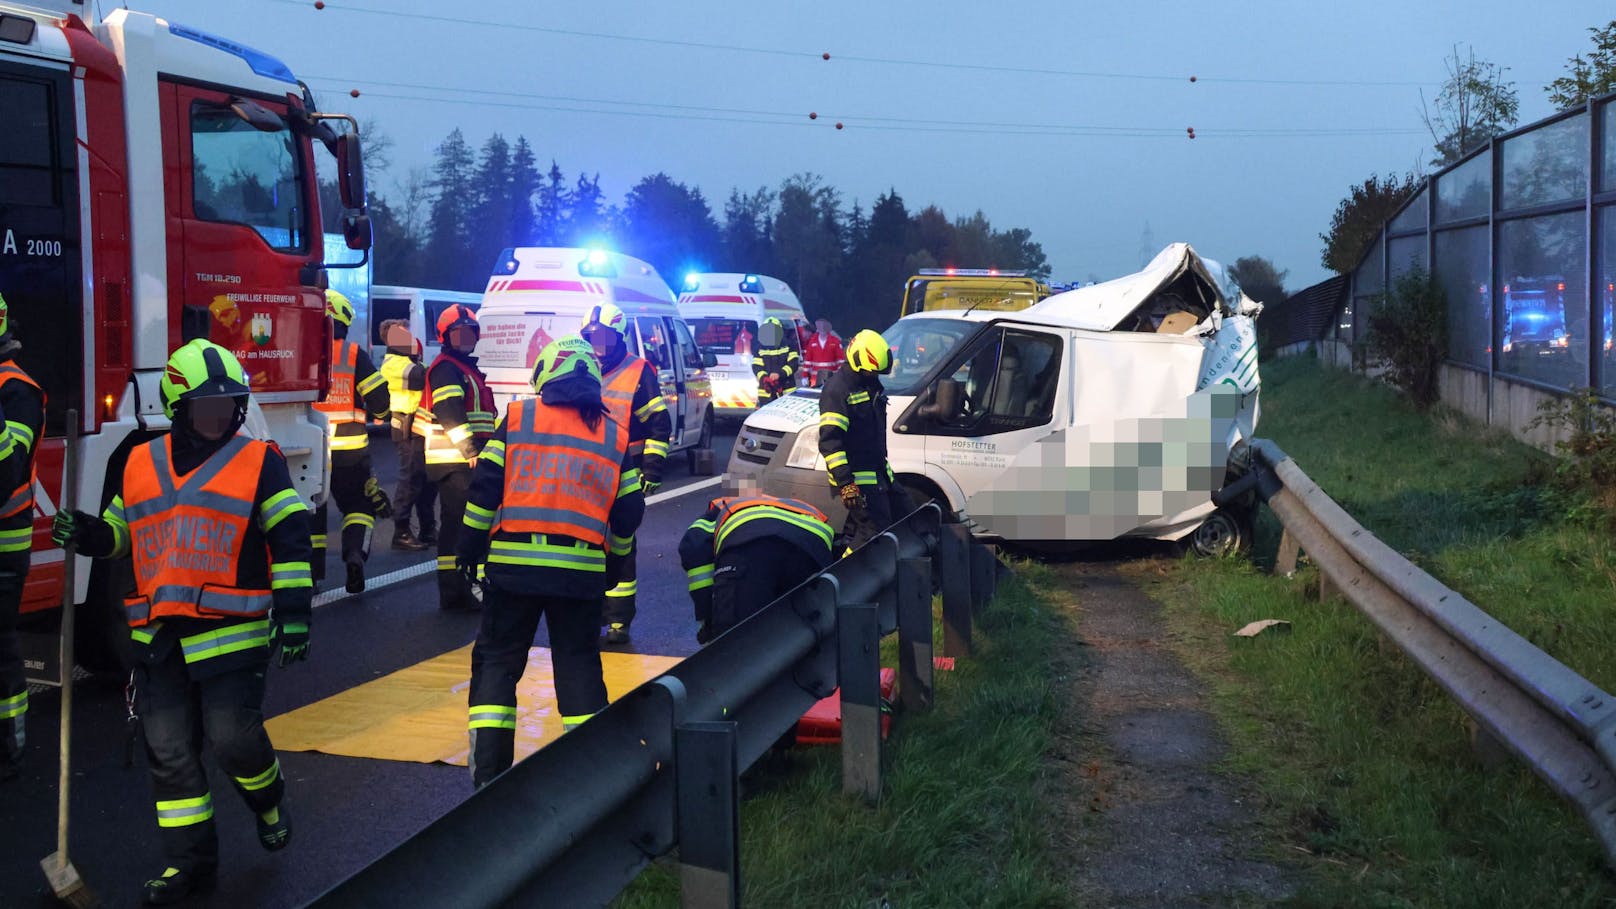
51,339,312,905
580,302,670,645
312,290,392,594
422,303,497,611
0,292,43,780
679,494,833,644
457,336,644,787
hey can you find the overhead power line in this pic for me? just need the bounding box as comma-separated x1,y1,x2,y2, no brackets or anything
305,75,1428,139
274,0,1443,89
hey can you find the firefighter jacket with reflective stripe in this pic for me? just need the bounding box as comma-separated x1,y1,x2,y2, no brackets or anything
314,340,389,452
89,433,312,678
422,352,496,467
801,333,843,386
752,344,799,399
600,354,672,481
457,400,645,600
817,363,893,488
0,361,44,551
380,352,426,439
678,495,834,623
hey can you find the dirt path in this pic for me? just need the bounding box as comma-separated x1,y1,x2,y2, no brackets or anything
1045,561,1297,907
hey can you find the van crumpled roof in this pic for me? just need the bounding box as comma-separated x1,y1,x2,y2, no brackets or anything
1028,243,1257,332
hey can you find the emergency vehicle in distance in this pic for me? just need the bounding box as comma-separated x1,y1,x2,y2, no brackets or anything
471,247,717,472
677,272,808,418
367,285,482,367
898,269,1055,319
728,244,1264,558
1,1,370,669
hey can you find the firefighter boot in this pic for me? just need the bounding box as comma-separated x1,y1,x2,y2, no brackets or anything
257,803,291,851
142,866,217,905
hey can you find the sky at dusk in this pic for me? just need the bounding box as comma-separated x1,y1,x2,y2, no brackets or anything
124,0,1616,293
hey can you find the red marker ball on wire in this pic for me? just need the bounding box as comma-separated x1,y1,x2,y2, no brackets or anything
822,52,831,60
314,1,324,8
835,122,843,130
809,112,817,120
350,89,361,98
1189,74,1196,82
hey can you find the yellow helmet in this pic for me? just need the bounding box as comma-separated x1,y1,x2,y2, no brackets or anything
0,291,9,336
324,289,356,328
531,335,602,393
581,302,627,337
846,329,892,374
160,339,250,419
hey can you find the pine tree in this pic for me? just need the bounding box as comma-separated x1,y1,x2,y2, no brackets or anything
566,172,611,246
508,137,541,247
468,133,512,286
423,128,476,289
536,161,569,246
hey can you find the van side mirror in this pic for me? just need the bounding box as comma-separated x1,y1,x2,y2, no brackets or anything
702,350,718,368
921,377,962,421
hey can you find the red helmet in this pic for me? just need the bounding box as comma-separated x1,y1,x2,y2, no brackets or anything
436,303,479,342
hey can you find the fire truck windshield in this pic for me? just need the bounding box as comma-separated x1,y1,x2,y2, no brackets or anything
190,103,307,252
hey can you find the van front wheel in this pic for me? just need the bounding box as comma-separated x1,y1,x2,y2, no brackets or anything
687,411,715,475
1186,508,1251,559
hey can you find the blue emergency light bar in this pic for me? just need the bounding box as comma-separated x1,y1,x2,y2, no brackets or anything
918,268,1028,278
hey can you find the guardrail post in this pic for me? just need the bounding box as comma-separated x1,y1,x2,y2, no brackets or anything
677,721,740,909
897,557,934,712
838,600,881,804
1275,528,1300,577
940,524,973,658
969,544,997,615
1318,569,1343,604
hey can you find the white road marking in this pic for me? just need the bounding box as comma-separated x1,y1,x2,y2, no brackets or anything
313,475,727,608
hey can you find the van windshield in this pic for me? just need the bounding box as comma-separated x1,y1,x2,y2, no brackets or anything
690,318,759,357
883,318,981,396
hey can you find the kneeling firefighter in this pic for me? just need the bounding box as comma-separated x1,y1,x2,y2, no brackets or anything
679,494,833,644
457,336,645,788
752,316,799,405
52,340,313,905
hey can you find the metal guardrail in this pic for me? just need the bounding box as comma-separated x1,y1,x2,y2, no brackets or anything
308,504,1005,908
1241,439,1616,863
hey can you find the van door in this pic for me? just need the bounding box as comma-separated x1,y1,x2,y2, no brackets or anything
669,316,710,441
902,326,1066,504
633,315,682,447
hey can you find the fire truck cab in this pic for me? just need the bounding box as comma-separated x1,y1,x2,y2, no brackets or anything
0,1,368,669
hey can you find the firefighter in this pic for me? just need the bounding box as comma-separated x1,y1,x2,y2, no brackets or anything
457,336,644,788
51,339,311,906
818,329,914,551
422,303,496,611
0,292,43,781
580,302,670,646
679,494,833,644
801,318,843,388
378,320,434,552
752,316,799,405
311,290,392,593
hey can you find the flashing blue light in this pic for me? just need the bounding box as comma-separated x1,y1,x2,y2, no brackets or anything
168,23,298,85
492,248,520,276
744,274,760,284
579,248,617,279
683,273,701,291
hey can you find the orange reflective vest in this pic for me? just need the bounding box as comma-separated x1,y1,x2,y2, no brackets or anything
314,340,363,425
714,494,829,529
0,363,42,520
601,357,652,461
499,397,627,546
121,434,273,626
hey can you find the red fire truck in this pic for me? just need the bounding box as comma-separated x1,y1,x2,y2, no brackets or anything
0,1,369,669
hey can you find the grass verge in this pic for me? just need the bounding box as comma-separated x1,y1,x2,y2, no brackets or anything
613,562,1074,909
1143,354,1616,907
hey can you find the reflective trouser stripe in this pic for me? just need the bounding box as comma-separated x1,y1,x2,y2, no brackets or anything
312,533,328,548
155,794,214,827
468,704,517,730
0,690,25,720
562,712,595,730
605,580,637,598
235,759,280,792
437,555,457,570
0,525,30,553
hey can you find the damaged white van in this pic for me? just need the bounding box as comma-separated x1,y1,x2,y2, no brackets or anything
722,243,1263,555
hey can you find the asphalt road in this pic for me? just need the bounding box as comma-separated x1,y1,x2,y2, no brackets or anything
1,425,739,909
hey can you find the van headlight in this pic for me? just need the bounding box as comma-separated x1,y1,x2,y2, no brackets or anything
785,426,826,470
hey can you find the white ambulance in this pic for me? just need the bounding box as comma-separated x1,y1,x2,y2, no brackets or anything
367,285,483,367
676,273,810,418
471,248,716,469
723,244,1264,556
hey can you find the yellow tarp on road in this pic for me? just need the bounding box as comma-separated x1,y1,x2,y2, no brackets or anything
265,645,682,766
